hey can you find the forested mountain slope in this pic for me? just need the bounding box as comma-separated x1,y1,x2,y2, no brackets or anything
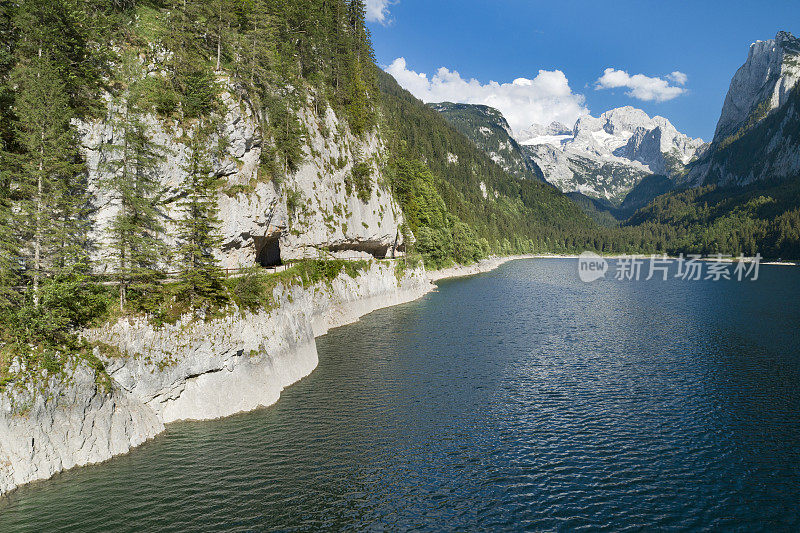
426,102,546,183
377,70,612,258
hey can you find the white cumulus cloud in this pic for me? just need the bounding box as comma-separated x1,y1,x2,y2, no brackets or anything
594,68,687,102
666,71,688,85
366,0,392,25
384,57,589,134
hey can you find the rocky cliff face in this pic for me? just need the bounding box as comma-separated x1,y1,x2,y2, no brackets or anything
713,32,800,142
79,76,406,272
521,107,704,204
0,364,164,496
685,32,800,186
0,261,432,496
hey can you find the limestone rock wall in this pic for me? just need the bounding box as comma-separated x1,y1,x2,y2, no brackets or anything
0,262,432,496
78,77,406,271
0,366,164,496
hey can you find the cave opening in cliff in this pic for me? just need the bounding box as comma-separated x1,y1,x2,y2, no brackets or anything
255,235,282,267
328,241,391,259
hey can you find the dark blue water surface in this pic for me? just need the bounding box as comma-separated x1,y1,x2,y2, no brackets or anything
1,258,799,532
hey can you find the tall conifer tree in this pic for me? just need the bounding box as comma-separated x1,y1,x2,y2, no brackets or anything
176,125,226,307
12,53,84,305
100,53,167,310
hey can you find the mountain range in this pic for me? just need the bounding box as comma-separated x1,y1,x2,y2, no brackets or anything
520,107,706,205
431,102,706,209
431,31,800,238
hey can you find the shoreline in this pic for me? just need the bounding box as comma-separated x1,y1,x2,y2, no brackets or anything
3,251,793,496
426,254,537,282
466,253,798,267
0,255,526,497
1,262,432,497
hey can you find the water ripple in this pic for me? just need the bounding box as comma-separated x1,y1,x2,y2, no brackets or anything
1,259,799,531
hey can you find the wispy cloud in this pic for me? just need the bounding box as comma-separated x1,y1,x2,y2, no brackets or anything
366,0,393,25
595,68,687,102
384,57,589,133
666,71,688,85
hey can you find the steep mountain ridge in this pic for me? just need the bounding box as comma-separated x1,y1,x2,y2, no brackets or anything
685,31,800,186
627,32,800,258
714,31,800,142
427,102,546,183
516,121,572,143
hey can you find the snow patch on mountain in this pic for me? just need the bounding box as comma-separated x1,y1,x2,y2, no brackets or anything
519,106,704,203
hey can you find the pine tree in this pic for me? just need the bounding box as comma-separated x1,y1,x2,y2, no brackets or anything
0,2,19,313
242,0,278,92
0,154,19,313
165,0,219,119
11,52,84,305
343,0,375,134
100,53,167,310
176,125,226,307
0,0,15,153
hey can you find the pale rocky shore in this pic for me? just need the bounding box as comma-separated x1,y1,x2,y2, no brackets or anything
0,261,432,496
426,254,538,282
0,256,526,497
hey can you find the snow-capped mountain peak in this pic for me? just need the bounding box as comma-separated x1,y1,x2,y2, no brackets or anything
517,107,704,202
517,121,572,143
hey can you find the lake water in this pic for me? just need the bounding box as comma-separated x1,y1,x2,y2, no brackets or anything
1,258,799,531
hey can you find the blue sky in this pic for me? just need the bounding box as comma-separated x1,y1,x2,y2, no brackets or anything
367,0,800,140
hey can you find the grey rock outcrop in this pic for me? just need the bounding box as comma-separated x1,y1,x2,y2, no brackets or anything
0,366,164,496
684,32,800,186
79,76,406,272
0,262,433,496
713,31,800,142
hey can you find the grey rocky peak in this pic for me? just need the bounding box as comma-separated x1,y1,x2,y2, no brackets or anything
597,106,655,135
520,106,703,203
545,121,572,136
684,31,800,186
517,121,572,142
712,31,800,143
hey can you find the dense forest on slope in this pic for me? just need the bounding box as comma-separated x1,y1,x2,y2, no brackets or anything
0,0,388,388
566,175,677,226
627,179,800,258
425,102,546,183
